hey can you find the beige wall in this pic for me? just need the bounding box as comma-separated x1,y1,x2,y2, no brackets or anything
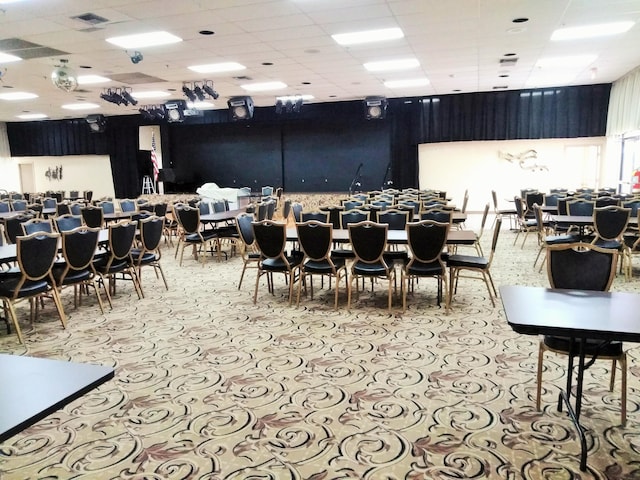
15,155,115,199
418,137,616,211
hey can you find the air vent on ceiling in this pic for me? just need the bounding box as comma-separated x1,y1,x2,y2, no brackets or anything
0,38,68,60
109,72,167,84
71,13,110,25
499,58,518,67
492,85,509,90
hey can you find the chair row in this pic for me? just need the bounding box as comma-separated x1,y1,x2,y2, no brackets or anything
0,216,168,344
235,215,502,312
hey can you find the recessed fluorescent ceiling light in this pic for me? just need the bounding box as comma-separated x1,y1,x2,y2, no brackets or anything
364,58,420,72
62,103,100,110
332,27,404,46
78,75,111,85
551,21,634,41
131,91,171,99
535,55,597,68
106,31,182,49
17,113,48,119
0,91,38,100
241,81,287,92
0,52,22,63
188,62,246,73
384,78,429,88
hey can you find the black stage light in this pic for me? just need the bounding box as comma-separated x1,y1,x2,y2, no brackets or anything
164,99,187,123
193,85,206,101
129,51,143,64
121,89,138,106
203,82,219,99
86,114,107,133
228,96,254,121
293,96,303,113
364,96,388,120
275,99,283,114
182,84,197,102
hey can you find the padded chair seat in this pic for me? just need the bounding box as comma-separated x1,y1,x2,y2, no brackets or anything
406,260,444,276
0,278,49,298
94,257,128,273
624,234,640,250
383,251,409,263
331,248,355,258
303,257,346,274
446,254,489,269
592,238,623,249
262,255,302,271
545,233,580,245
130,249,157,264
52,266,91,284
352,260,388,276
185,231,217,242
543,335,623,356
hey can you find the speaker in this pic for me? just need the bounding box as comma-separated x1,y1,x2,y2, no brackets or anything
86,114,106,133
158,168,176,183
164,99,187,123
228,96,254,121
364,96,387,120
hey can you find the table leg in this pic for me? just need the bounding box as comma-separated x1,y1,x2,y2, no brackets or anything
557,337,589,472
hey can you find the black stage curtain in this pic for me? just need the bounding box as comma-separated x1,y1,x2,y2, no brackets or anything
6,84,611,195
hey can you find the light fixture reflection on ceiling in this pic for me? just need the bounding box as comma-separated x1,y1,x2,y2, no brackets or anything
0,52,22,63
188,62,246,73
17,113,48,120
0,91,38,100
551,21,634,41
364,58,420,72
241,81,287,92
78,75,111,85
383,78,429,88
332,27,404,46
106,31,182,48
62,103,100,110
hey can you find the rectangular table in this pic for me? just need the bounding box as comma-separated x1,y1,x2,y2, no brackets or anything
0,354,114,442
500,285,640,471
200,208,246,225
286,227,476,245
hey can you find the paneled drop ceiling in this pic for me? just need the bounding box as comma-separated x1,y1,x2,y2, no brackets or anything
0,0,639,122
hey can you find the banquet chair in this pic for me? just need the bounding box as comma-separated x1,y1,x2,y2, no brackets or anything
98,200,115,214
119,199,137,213
235,212,261,290
174,205,218,266
296,220,347,309
402,220,450,312
0,232,66,343
55,202,71,216
342,199,365,211
332,210,370,260
591,206,631,279
595,196,620,208
11,199,28,212
21,218,54,235
447,217,502,307
567,199,595,217
94,220,142,306
532,204,579,272
420,207,452,224
301,211,329,223
282,199,292,222
378,209,410,264
491,190,517,230
42,197,57,209
69,202,83,216
0,200,11,213
4,213,34,244
347,221,395,311
524,192,545,218
252,220,302,304
53,226,107,314
54,214,83,232
454,203,490,256
291,202,303,222
513,197,538,248
537,242,626,425
81,205,104,228
130,215,168,297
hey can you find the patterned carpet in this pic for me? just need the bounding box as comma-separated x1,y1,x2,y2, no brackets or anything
1,214,640,479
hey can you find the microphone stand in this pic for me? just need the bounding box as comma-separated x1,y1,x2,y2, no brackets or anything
381,161,392,190
349,163,363,196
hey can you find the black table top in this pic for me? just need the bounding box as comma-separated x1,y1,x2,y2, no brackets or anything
0,354,114,442
500,285,640,342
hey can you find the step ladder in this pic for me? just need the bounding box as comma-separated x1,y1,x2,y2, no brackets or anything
141,175,155,194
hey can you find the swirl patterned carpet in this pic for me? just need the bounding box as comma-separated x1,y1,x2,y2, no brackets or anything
1,216,639,479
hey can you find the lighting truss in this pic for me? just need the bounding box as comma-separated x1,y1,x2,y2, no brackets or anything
182,80,219,102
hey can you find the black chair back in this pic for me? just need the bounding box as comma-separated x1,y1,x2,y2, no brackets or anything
120,199,137,213
139,216,164,251
0,200,10,213
61,227,100,271
108,221,137,260
56,203,71,216
198,201,211,215
55,214,83,232
81,206,104,228
348,221,387,264
17,232,59,280
99,201,115,214
420,208,452,224
378,209,409,230
547,243,617,291
236,213,256,245
301,211,329,222
567,199,595,216
22,218,53,235
291,202,303,222
11,200,28,211
252,220,286,259
296,221,332,261
339,210,369,229
153,203,168,217
593,206,630,241
4,214,33,244
175,206,200,234
406,220,449,263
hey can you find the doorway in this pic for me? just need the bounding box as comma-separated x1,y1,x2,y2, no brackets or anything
19,163,35,194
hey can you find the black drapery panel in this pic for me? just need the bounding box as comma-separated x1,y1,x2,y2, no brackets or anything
6,85,611,194
420,84,611,143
